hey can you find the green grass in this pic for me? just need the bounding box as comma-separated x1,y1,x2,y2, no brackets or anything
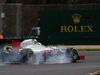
77,49,100,51
93,72,100,75
63,49,100,51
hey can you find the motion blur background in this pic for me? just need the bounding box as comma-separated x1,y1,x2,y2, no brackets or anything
0,0,100,45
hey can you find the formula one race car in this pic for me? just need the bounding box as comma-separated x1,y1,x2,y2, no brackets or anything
1,39,84,64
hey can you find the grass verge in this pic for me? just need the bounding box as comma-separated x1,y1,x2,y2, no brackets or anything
77,49,100,51
93,72,100,75
90,70,100,75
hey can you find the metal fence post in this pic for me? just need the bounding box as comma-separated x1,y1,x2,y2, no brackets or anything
16,4,22,38
0,4,2,35
0,0,6,35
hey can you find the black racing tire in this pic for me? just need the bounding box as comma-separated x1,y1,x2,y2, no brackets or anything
66,48,79,63
70,49,79,63
19,49,35,64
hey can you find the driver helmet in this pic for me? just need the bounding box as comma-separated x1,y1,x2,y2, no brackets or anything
37,42,42,45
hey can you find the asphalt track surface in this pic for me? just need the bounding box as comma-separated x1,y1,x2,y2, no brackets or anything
0,51,100,75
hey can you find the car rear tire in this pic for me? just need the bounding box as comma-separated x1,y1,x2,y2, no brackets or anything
65,48,79,63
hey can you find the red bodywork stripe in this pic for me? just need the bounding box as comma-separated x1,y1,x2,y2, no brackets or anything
12,40,20,54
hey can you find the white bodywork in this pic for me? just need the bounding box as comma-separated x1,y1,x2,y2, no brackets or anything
17,39,73,64
19,39,63,55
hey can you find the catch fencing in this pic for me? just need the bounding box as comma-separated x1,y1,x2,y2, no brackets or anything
0,3,100,39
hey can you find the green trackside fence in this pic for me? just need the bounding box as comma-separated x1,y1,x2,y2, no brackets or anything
39,10,100,45
5,43,12,46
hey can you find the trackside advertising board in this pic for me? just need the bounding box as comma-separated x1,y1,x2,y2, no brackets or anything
40,10,100,45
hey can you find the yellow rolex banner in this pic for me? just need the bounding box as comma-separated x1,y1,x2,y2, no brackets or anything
40,10,99,39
